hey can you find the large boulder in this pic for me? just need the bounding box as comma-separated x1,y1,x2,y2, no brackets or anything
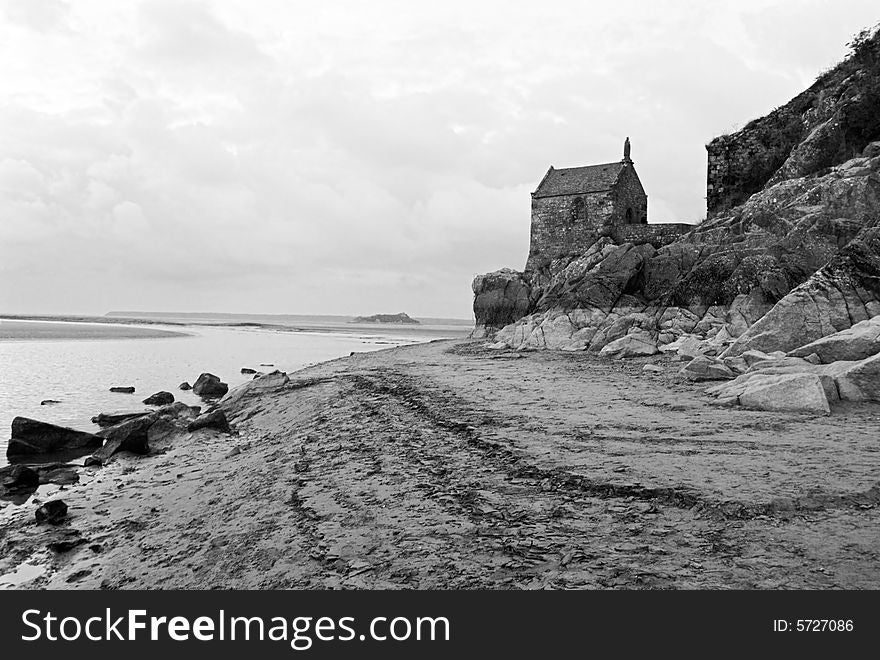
7,418,102,457
192,373,229,398
598,331,659,358
678,355,736,381
825,352,880,402
471,268,531,337
707,373,833,414
787,315,880,363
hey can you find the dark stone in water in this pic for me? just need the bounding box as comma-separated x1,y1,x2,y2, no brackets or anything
109,386,135,394
40,399,61,406
143,391,174,406
192,373,228,398
179,382,192,390
241,367,257,374
35,499,68,525
8,417,103,457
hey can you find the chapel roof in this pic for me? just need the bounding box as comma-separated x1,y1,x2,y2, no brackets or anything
532,161,627,198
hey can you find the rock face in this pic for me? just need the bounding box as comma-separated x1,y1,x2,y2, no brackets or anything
706,27,880,214
192,373,229,398
143,391,175,406
7,418,103,457
723,228,880,357
472,28,880,368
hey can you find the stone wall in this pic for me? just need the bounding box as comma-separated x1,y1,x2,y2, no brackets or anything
616,223,694,248
612,165,648,225
525,191,611,271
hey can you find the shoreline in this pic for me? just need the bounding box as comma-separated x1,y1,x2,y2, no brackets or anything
0,315,471,341
2,339,880,589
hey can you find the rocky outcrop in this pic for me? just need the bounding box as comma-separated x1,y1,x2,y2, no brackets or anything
473,28,880,375
193,373,229,398
87,402,200,465
706,27,880,214
723,227,880,357
7,418,103,457
472,268,531,336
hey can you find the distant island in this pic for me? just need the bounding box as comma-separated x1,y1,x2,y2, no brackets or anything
350,312,420,324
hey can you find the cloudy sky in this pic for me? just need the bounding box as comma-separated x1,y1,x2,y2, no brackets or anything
1,0,877,318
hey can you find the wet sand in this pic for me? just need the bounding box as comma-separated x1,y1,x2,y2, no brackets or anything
2,339,879,589
0,319,189,341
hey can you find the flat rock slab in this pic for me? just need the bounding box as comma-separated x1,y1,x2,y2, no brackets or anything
91,410,152,426
7,417,103,457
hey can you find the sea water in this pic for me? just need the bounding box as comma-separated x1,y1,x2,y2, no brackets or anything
0,318,468,463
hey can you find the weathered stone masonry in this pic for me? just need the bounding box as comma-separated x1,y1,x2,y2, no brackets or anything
525,139,691,270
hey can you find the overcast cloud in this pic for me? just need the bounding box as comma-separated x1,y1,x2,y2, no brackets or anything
1,0,877,318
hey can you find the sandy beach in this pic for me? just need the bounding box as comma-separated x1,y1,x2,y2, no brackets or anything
2,339,879,589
